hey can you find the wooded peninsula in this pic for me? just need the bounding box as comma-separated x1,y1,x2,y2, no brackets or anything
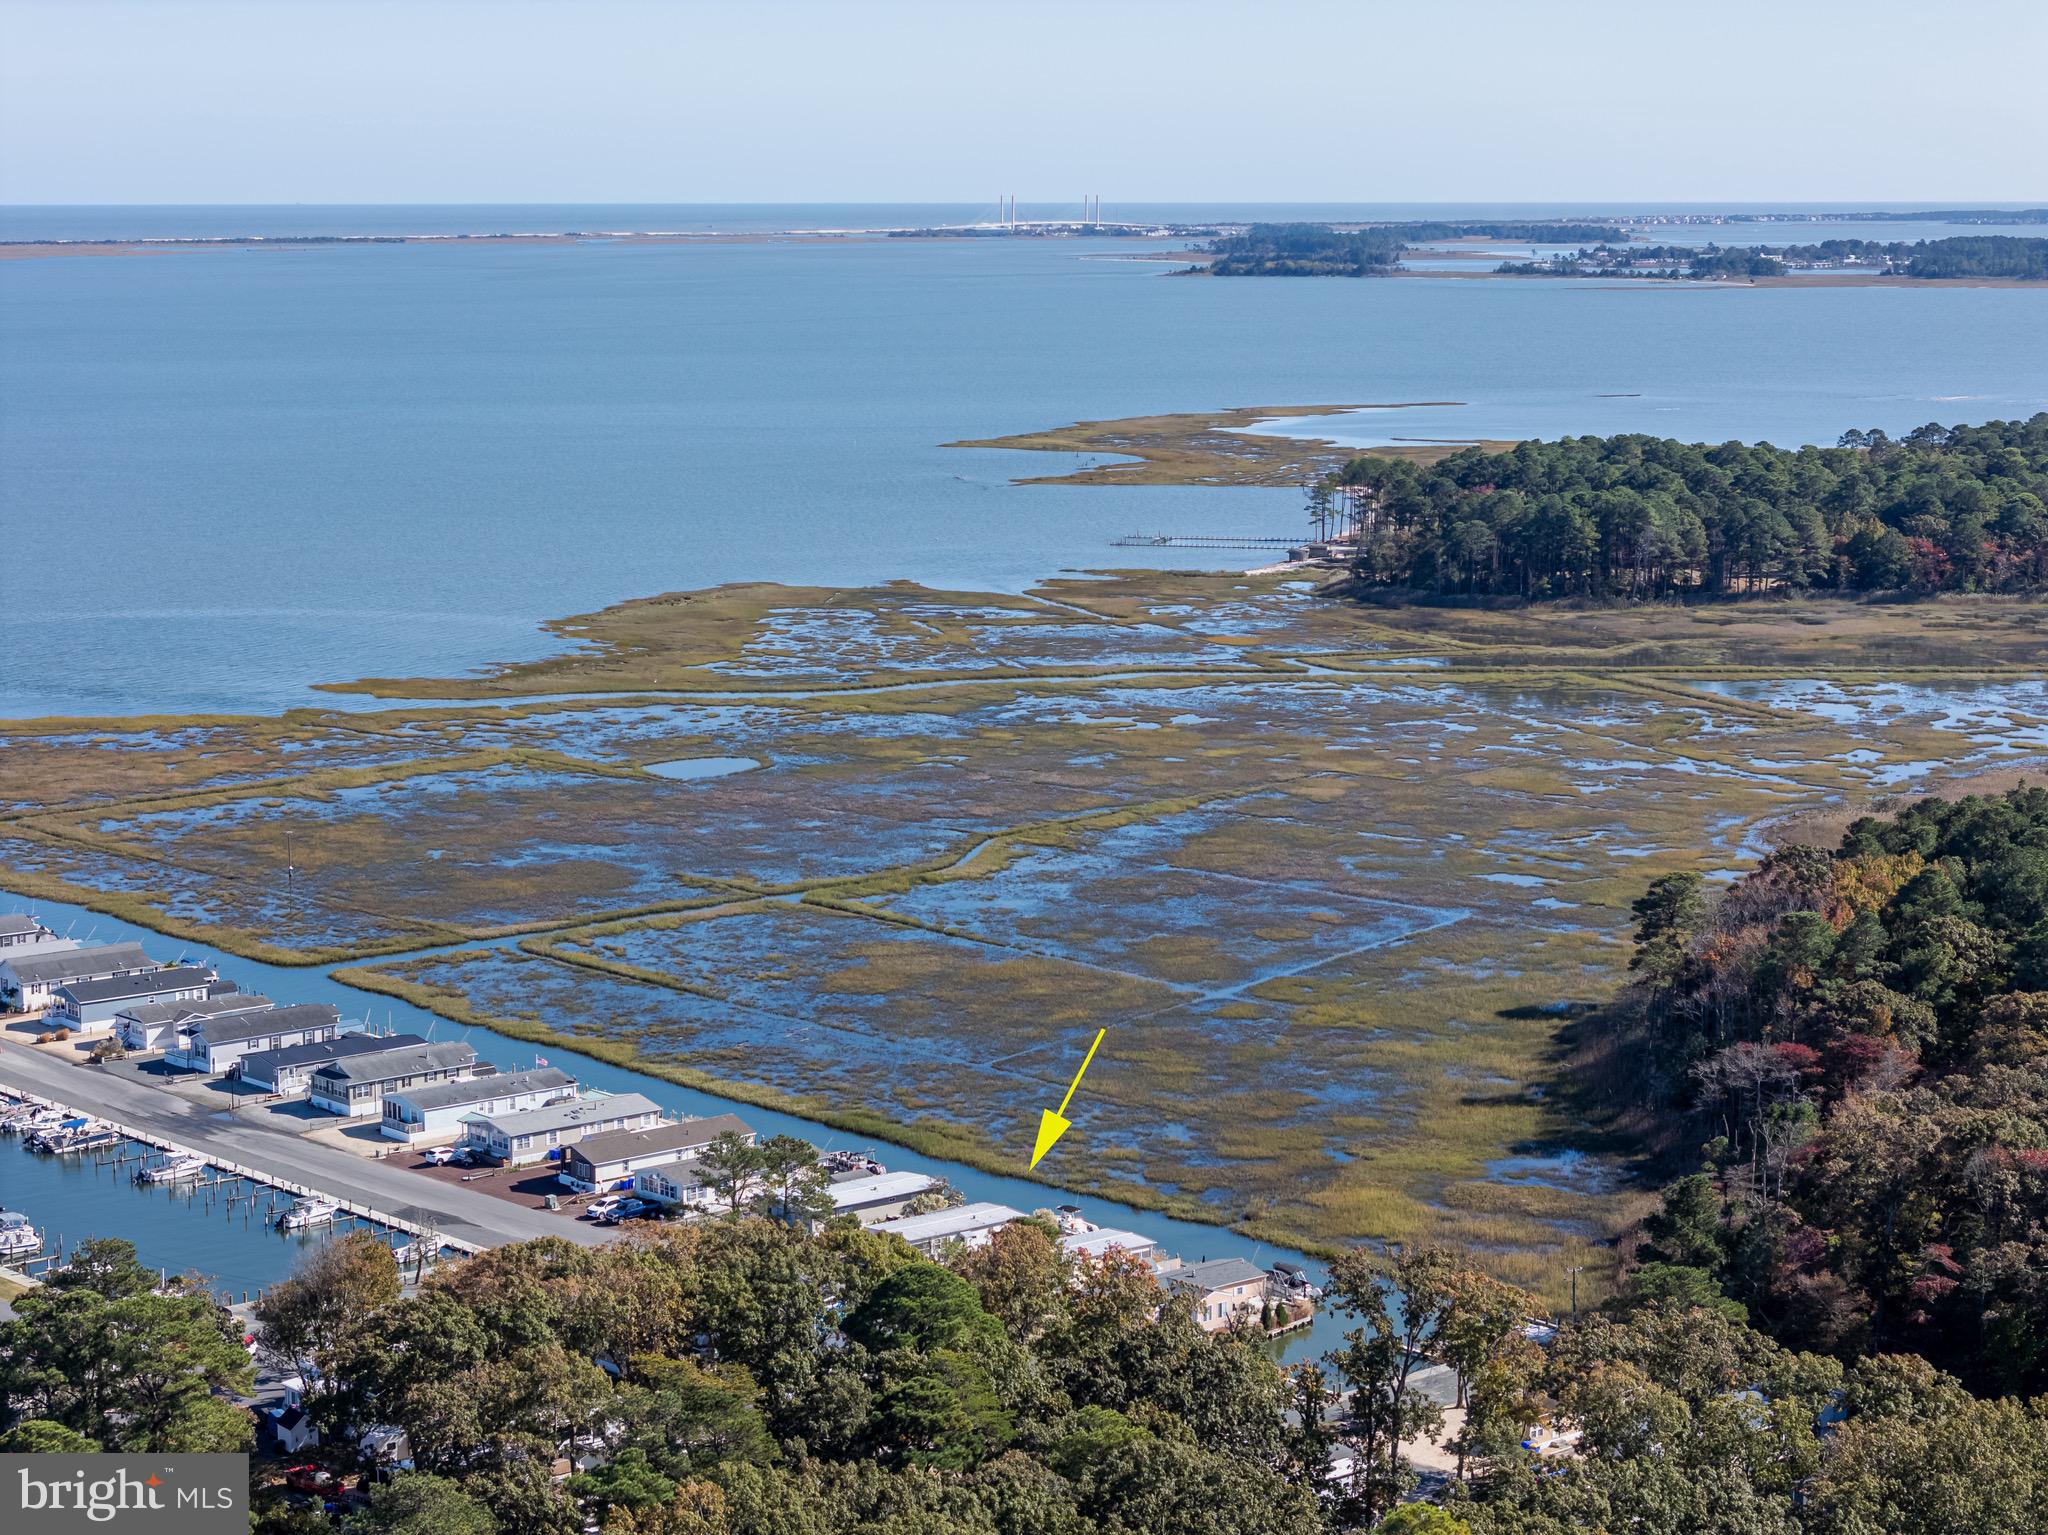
1497,235,2048,282
1201,222,1626,277
1329,415,2048,599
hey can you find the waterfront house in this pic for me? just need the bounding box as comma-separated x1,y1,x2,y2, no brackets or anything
236,1031,428,1096
635,1161,714,1211
867,1201,1025,1256
1165,1256,1270,1332
0,913,67,953
117,993,276,1052
556,1113,755,1193
164,1002,351,1075
1052,1205,1161,1264
1060,1226,1160,1263
379,1066,577,1144
50,964,217,1034
0,940,155,1013
456,1091,665,1166
307,1040,479,1118
824,1169,941,1226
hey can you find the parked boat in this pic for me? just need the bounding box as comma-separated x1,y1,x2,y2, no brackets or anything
0,1208,42,1257
136,1151,208,1184
3,1105,65,1137
277,1197,340,1231
27,1118,120,1154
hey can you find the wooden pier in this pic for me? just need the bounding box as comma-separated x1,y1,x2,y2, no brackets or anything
1,1085,478,1298
1112,531,1301,550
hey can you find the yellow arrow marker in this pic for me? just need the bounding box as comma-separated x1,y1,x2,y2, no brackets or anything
1030,1027,1106,1168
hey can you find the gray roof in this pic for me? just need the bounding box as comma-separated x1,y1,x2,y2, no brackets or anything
464,1092,663,1138
118,994,275,1028
312,1040,477,1085
58,965,214,1006
185,1002,343,1049
388,1067,575,1113
3,942,154,986
564,1114,753,1169
0,914,52,938
1167,1257,1269,1293
868,1202,1025,1245
238,1032,426,1080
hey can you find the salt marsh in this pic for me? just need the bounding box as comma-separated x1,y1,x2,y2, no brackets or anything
6,575,2044,1302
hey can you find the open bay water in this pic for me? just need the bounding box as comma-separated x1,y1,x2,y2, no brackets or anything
2,203,2043,1331
4,205,2047,718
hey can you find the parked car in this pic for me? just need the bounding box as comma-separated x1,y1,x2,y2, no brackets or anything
583,1194,631,1221
284,1465,338,1495
596,1197,659,1225
420,1145,461,1166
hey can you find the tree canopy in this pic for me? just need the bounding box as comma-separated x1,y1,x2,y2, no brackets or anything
1333,415,2048,598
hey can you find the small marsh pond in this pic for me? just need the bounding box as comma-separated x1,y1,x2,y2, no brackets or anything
4,889,1343,1362
643,756,761,782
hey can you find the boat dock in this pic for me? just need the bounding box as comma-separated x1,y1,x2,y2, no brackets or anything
0,1042,614,1259
1112,532,1302,550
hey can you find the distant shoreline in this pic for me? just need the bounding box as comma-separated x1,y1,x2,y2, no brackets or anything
0,229,920,259
1389,268,2048,291
0,222,1209,259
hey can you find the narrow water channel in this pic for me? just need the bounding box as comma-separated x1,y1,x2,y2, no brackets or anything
3,888,1345,1360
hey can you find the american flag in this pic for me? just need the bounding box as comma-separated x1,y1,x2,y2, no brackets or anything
534,1054,549,1068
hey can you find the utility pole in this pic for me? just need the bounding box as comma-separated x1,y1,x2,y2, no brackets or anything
1566,1264,1584,1317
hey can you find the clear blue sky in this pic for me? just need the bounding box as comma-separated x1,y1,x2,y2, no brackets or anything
2,0,2042,205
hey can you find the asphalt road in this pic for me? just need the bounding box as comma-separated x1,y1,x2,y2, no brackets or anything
0,1041,608,1251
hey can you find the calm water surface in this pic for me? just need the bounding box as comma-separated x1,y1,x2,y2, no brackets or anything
4,203,2043,1329
4,206,2045,718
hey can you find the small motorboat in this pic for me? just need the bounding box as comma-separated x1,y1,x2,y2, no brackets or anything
136,1151,208,1184
28,1118,119,1154
277,1197,340,1231
0,1208,42,1257
2,1104,63,1136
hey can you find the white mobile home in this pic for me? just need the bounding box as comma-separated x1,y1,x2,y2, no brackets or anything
635,1161,716,1211
457,1092,664,1166
827,1170,942,1226
163,1003,349,1075
236,1032,428,1095
0,941,155,1013
308,1041,479,1117
117,993,276,1052
379,1066,576,1144
51,965,216,1034
868,1202,1025,1256
557,1114,754,1194
0,914,67,953
1059,1226,1160,1263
